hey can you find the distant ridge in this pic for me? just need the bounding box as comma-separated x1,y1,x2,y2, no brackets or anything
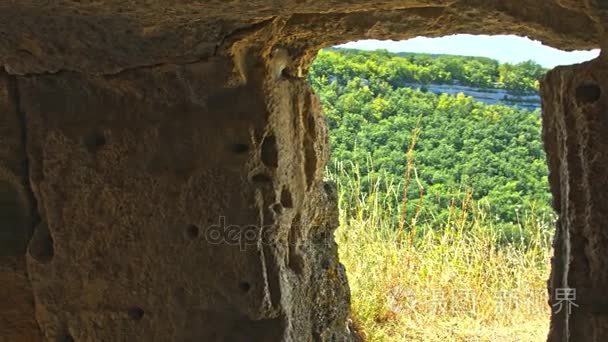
328,46,499,63
314,48,546,108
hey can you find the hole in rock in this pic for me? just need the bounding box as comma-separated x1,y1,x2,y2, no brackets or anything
303,140,316,190
239,281,251,293
261,134,279,167
280,187,293,208
306,111,316,137
84,131,106,153
230,143,250,154
56,334,74,342
309,34,599,339
576,82,602,105
322,181,334,197
128,307,145,321
28,222,54,263
251,173,272,183
288,214,305,275
184,224,200,240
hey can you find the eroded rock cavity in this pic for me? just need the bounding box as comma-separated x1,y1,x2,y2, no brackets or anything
0,1,606,341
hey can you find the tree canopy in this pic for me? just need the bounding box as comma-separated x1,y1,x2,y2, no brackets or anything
309,49,553,231
310,49,546,94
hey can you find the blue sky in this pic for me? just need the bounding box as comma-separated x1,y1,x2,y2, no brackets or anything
337,35,600,68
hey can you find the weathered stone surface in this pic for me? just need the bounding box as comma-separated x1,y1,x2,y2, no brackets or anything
542,58,608,342
0,71,41,341
14,51,351,340
0,1,607,341
0,1,605,75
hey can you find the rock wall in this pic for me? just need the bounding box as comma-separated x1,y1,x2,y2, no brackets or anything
0,50,351,340
0,71,41,342
542,58,608,342
0,1,606,341
0,1,604,75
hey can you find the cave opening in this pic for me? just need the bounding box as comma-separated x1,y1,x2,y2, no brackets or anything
2,2,608,341
307,34,599,341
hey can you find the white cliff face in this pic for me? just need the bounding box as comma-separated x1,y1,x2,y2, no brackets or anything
403,83,541,111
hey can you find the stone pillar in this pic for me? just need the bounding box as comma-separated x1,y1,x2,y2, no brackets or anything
13,47,351,340
543,56,608,342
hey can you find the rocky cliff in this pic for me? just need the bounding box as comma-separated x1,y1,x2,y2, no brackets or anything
406,82,542,110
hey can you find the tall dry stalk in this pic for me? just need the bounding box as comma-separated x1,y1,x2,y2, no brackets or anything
399,120,423,237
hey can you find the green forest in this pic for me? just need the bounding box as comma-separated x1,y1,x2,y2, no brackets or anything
309,49,554,236
311,48,547,93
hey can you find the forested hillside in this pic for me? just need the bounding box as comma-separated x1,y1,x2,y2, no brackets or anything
312,48,547,93
309,49,554,232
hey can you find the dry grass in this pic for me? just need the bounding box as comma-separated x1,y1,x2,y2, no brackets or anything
330,164,554,341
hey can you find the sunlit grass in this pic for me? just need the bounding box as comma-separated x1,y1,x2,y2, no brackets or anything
329,163,553,341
